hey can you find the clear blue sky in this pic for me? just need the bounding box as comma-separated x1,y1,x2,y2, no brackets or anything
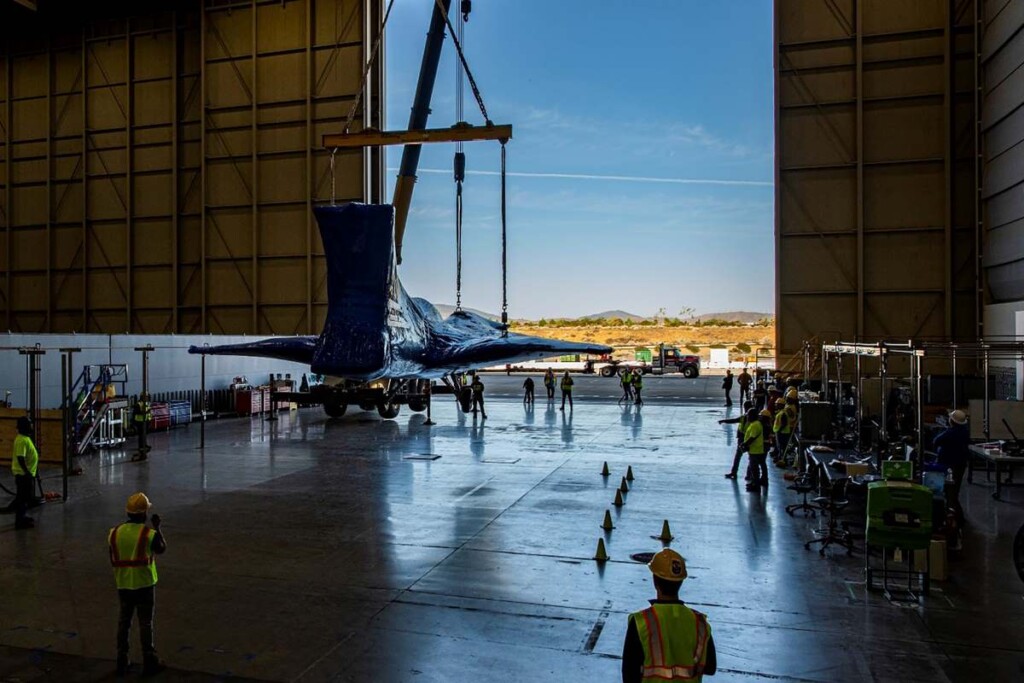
385,0,773,319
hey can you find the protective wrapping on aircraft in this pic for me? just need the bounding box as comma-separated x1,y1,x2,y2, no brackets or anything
190,203,611,378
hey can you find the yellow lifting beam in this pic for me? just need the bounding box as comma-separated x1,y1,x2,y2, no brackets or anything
322,123,511,150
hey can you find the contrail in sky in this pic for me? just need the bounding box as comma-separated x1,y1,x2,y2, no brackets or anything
386,167,772,187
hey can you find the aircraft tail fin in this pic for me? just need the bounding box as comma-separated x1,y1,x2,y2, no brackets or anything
310,203,395,376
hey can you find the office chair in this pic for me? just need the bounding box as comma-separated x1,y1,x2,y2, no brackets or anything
806,479,854,556
786,473,817,517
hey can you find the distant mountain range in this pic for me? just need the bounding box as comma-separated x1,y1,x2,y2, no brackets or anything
432,304,773,324
580,309,646,322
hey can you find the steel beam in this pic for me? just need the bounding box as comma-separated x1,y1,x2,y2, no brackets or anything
4,41,12,331
305,0,313,334
200,5,207,333
251,0,258,333
45,34,52,330
944,0,953,337
171,10,179,333
125,18,133,333
81,29,88,331
322,124,513,149
855,0,863,337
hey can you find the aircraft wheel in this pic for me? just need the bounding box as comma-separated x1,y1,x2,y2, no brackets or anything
323,400,347,418
458,387,472,413
377,401,401,419
408,398,428,413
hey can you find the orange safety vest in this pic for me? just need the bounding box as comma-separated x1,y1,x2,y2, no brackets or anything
631,603,711,682
108,523,158,590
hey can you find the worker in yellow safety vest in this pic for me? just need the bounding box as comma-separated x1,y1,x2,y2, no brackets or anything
743,409,771,492
632,369,644,406
621,548,717,682
544,368,556,400
772,398,793,465
11,416,38,530
132,394,153,462
560,371,574,411
720,400,754,480
470,374,487,419
619,369,633,403
109,492,167,677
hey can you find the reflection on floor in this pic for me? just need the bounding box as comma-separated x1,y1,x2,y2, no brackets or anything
1,400,1022,682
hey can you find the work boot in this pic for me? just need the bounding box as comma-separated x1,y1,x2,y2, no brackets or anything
116,654,130,677
142,655,165,676
724,473,737,479
131,453,148,462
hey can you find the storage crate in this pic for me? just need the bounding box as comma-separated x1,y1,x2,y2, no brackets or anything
168,400,192,426
149,402,172,431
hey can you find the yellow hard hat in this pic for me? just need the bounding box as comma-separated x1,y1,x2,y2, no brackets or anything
785,387,798,398
775,398,786,407
126,492,152,514
759,409,772,418
648,548,687,582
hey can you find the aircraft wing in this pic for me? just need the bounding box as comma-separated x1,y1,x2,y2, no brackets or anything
428,313,610,370
188,337,318,366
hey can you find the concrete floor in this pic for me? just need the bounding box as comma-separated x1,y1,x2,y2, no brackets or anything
2,390,1023,682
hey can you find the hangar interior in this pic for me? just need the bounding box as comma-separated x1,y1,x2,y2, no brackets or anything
1,1,1024,682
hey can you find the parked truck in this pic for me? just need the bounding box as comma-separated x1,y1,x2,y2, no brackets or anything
584,344,701,378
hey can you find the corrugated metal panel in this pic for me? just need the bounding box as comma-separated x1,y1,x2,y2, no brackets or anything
0,0,385,335
982,0,1024,303
776,0,978,368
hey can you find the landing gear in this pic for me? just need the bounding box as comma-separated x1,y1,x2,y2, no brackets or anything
323,399,347,418
377,401,401,419
408,398,428,413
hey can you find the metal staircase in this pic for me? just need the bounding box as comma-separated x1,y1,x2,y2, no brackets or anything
68,364,128,455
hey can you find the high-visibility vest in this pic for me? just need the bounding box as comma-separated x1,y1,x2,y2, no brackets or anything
774,409,791,435
108,523,158,590
544,373,554,387
736,416,747,439
134,401,152,424
11,434,39,477
785,404,798,430
561,376,573,391
622,373,632,385
630,603,711,682
744,421,765,455
634,375,643,389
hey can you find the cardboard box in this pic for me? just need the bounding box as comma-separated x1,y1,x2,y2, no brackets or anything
845,463,871,476
913,539,948,580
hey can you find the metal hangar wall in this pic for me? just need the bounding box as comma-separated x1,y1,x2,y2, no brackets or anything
0,0,385,336
981,0,1024,356
775,0,980,365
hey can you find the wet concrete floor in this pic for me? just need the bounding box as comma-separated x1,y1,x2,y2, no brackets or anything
2,394,1023,682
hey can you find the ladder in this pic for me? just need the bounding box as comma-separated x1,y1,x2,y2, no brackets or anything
68,364,128,455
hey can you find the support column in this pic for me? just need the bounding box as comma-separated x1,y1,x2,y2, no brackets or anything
133,344,154,460
59,346,79,502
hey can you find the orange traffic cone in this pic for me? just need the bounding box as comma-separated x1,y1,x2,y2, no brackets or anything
613,490,624,507
594,537,609,562
601,461,610,476
651,519,674,542
601,509,615,530
626,465,635,481
619,477,629,493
